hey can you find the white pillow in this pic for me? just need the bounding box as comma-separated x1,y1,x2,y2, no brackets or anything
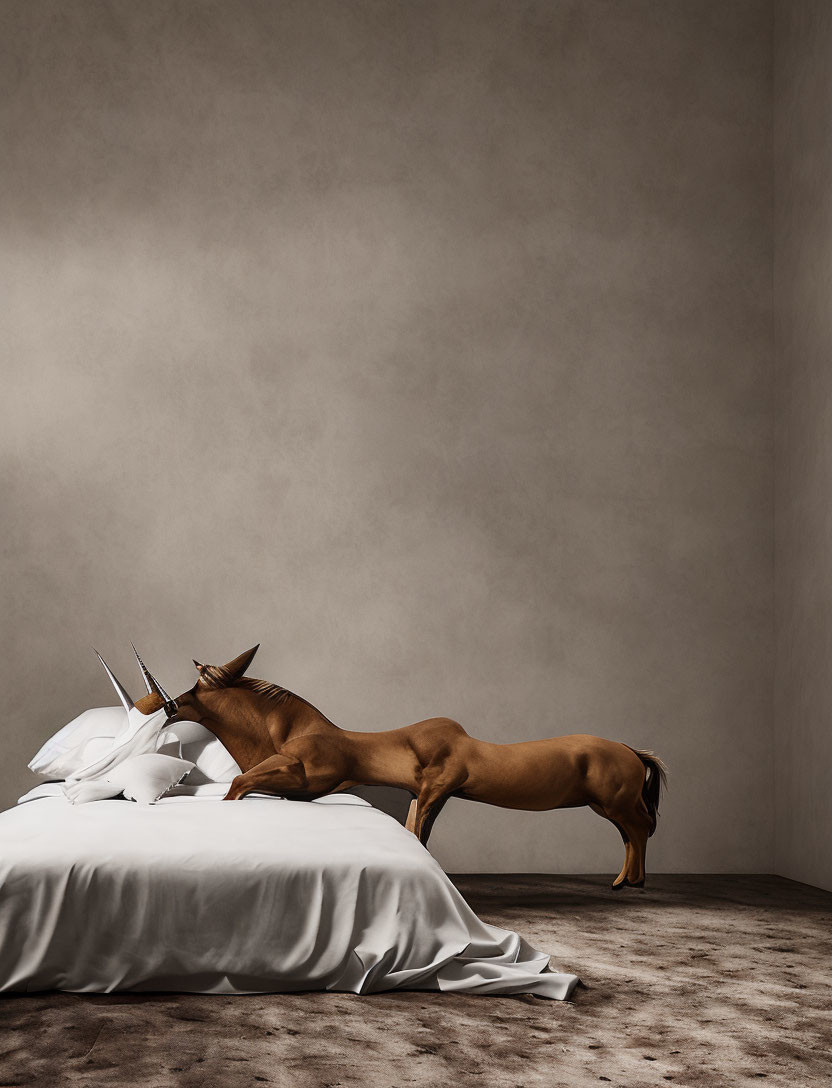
63,753,194,805
29,705,240,784
29,706,127,779
156,721,241,783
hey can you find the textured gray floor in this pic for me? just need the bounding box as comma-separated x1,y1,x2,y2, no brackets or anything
1,875,830,1087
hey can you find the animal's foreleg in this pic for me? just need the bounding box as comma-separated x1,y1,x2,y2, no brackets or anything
224,754,306,800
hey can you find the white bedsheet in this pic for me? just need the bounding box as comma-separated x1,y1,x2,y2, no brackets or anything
0,793,579,999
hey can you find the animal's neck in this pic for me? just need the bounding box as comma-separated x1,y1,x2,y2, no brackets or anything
201,687,340,771
202,720,271,772
266,691,340,747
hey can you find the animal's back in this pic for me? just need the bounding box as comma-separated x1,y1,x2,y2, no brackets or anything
458,733,645,811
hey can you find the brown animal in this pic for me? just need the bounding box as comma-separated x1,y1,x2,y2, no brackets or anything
169,647,667,888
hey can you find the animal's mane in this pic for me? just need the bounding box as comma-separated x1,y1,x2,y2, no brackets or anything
235,676,295,705
197,664,319,712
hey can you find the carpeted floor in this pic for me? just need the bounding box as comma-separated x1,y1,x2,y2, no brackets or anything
1,875,830,1087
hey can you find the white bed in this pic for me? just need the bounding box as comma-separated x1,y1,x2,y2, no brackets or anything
0,786,579,999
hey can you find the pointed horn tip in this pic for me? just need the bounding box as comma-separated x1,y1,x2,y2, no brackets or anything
93,649,135,713
138,658,174,708
130,642,155,694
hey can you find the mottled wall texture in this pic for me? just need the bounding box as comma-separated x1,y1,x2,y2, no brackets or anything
774,1,832,893
1,1,774,873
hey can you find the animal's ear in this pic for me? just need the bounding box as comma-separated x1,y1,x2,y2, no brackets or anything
219,644,260,683
192,645,260,689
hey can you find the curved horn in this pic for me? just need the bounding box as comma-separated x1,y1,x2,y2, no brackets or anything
93,650,134,714
132,643,155,694
131,644,177,717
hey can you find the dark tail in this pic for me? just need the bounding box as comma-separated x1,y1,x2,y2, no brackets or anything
631,749,668,837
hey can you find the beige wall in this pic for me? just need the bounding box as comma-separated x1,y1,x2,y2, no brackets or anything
774,0,832,892
0,1,774,874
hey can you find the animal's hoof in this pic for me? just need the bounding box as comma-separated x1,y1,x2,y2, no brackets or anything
630,879,645,888
611,879,629,890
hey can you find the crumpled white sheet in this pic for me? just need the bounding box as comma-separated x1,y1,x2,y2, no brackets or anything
68,706,171,782
61,754,195,805
62,778,129,804
0,793,579,1000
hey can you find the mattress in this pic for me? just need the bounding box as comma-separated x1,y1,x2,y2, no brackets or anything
0,790,579,999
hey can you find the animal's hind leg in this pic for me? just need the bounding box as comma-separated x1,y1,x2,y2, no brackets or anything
590,803,631,888
608,805,652,887
413,785,450,845
419,795,449,846
614,843,633,889
624,809,652,886
412,764,463,845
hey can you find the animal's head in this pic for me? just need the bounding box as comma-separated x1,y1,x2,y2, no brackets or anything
169,645,261,726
